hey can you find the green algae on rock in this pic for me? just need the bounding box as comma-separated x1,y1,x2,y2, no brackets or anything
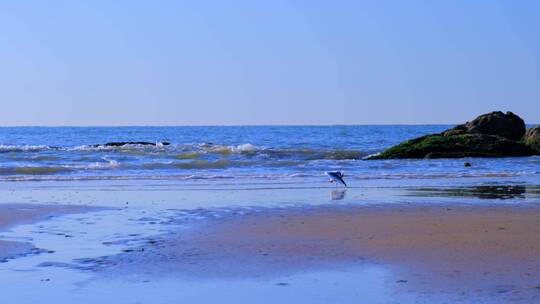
366,111,538,159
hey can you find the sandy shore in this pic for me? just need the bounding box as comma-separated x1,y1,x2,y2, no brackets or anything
94,203,540,301
0,204,99,262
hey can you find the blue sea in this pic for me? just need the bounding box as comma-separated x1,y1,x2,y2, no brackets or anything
0,126,538,187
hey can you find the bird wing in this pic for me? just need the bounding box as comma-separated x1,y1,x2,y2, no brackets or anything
325,171,347,186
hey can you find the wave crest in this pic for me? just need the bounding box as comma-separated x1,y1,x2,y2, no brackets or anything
0,145,53,152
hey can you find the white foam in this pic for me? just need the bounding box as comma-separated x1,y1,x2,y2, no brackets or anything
0,144,51,152
233,143,258,152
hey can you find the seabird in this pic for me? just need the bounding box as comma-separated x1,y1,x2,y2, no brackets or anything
325,171,347,187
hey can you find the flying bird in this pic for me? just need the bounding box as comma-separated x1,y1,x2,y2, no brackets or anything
325,171,347,187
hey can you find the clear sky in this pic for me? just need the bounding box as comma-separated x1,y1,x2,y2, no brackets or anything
1,0,538,125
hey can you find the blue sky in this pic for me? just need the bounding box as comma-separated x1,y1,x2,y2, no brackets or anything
1,0,538,125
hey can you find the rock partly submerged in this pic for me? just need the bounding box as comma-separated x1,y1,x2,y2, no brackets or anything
92,141,170,148
366,111,539,159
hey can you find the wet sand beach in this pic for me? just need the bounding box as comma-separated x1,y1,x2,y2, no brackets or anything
1,181,540,303
96,203,540,302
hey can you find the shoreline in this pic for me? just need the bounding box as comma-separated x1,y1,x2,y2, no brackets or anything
0,204,100,262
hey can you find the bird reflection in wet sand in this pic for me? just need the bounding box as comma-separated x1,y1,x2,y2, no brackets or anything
331,189,347,200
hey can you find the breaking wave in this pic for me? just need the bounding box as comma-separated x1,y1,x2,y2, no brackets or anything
0,142,366,160
0,145,54,153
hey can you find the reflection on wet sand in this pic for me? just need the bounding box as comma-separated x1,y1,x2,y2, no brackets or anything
406,185,540,200
331,189,347,200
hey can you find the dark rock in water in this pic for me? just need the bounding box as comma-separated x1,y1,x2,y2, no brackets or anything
464,162,471,167
93,141,170,147
524,125,540,153
442,111,525,140
366,111,537,159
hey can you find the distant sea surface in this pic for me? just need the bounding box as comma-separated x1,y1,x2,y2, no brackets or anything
0,126,538,186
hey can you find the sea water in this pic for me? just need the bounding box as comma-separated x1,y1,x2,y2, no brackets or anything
0,126,538,188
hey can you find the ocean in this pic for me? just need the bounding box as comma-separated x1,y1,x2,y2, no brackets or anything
0,126,538,187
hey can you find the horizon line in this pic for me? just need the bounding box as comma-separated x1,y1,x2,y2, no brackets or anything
0,122,538,128
0,123,460,128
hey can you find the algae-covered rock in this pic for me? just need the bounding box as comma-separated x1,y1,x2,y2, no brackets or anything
524,126,540,153
368,134,532,159
366,111,537,159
